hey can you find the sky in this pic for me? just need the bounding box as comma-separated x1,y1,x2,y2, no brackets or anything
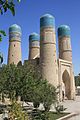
0,0,80,75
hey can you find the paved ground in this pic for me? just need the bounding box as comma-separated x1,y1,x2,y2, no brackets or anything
50,96,80,119
68,115,80,120
61,96,80,113
60,96,80,120
0,114,2,120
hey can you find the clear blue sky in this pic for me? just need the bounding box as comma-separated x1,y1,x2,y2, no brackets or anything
0,0,80,75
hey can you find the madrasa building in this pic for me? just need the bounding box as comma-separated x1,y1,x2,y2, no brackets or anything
7,14,75,101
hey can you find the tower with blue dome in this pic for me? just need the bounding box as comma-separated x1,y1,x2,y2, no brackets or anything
40,14,58,87
58,25,75,100
29,32,40,60
58,25,72,61
8,24,22,65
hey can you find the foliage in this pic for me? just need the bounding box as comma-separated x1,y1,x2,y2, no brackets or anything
55,104,67,113
8,101,28,120
41,83,57,111
0,30,6,41
20,61,57,111
0,64,22,101
30,110,68,120
0,62,57,112
75,74,80,86
0,0,21,16
31,109,46,120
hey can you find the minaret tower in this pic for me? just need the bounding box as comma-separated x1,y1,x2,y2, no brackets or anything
29,33,40,60
8,24,22,65
40,14,58,87
58,25,72,61
58,25,75,100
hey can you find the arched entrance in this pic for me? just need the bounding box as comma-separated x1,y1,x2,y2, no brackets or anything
62,70,71,99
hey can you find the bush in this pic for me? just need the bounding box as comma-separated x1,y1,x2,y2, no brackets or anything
33,102,40,108
55,104,67,113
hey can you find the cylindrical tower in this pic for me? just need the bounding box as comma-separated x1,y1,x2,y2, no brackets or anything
58,25,75,100
29,33,40,60
58,25,72,61
8,24,22,65
40,14,58,87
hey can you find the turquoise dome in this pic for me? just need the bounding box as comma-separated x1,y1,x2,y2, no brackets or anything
58,25,70,37
29,32,39,41
9,24,21,34
40,14,55,28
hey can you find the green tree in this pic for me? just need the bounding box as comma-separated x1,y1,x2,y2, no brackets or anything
0,65,8,102
75,74,80,86
20,61,57,111
0,64,22,101
0,61,57,112
9,101,28,120
40,81,57,111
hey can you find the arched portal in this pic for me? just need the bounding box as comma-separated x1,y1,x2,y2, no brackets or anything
62,70,71,99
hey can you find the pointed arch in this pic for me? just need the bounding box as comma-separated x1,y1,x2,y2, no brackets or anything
62,70,71,99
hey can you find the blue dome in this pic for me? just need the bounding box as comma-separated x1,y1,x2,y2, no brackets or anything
58,25,70,37
40,14,55,28
9,24,21,34
29,32,39,41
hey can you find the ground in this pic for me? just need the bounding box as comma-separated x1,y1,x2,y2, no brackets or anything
62,96,80,113
0,96,80,119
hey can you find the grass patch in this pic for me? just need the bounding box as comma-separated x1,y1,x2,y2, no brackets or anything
47,112,69,120
30,110,69,120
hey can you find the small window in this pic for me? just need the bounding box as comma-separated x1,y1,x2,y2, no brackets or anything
12,55,13,57
14,44,15,47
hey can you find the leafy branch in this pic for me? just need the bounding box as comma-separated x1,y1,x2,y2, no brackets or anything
0,30,6,42
0,0,21,16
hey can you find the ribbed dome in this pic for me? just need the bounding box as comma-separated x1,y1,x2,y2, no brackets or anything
40,14,55,28
58,25,70,37
40,14,54,18
9,24,21,33
29,32,39,41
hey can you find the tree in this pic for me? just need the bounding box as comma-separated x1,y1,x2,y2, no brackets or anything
0,61,57,112
9,101,28,120
0,65,8,102
20,61,57,111
0,64,22,101
75,74,80,86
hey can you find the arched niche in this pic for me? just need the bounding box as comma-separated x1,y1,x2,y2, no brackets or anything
62,70,71,99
